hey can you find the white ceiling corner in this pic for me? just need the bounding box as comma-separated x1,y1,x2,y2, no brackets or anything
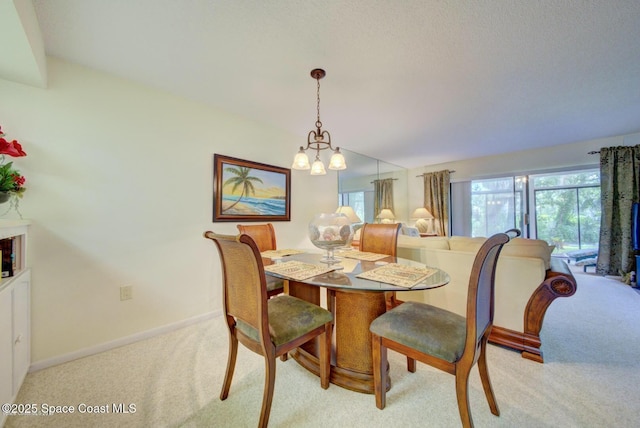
0,0,47,88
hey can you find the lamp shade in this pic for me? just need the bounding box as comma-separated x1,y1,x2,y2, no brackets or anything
310,157,327,175
411,207,434,219
335,206,361,223
377,209,395,223
292,149,311,170
328,150,346,170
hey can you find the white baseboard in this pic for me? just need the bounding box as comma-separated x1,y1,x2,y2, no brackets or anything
29,310,222,372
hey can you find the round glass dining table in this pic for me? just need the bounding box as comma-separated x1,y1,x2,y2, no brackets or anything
265,251,450,394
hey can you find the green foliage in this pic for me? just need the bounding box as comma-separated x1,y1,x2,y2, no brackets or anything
535,186,600,247
471,170,601,248
0,160,25,194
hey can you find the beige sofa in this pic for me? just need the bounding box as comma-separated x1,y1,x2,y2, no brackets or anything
396,235,577,362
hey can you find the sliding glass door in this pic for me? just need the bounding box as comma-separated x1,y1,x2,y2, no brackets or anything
531,170,600,252
460,168,600,251
469,176,527,237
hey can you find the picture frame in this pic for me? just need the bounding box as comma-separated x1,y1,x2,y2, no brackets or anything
213,154,291,222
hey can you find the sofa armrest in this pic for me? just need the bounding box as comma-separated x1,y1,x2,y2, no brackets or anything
521,258,577,362
547,257,577,283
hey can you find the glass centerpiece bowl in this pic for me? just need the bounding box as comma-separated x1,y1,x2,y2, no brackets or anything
308,213,354,264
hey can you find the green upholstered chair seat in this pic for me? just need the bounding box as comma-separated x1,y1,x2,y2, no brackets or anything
237,295,333,347
266,275,284,293
370,301,466,362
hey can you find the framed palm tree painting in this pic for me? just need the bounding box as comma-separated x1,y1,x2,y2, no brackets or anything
213,154,291,222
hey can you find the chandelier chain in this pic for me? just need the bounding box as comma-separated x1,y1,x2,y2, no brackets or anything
316,77,322,129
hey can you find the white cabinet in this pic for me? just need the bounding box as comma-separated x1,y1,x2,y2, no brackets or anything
11,271,30,392
0,286,12,406
0,220,30,427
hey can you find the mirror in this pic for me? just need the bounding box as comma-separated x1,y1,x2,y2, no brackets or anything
337,149,408,225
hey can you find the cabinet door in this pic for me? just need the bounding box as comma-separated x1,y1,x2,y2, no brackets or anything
0,286,12,405
12,272,30,394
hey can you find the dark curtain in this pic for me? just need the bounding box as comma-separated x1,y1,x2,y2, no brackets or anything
597,145,640,275
373,178,395,221
423,170,450,236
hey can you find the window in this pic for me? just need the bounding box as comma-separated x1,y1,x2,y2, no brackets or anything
338,191,373,223
457,168,600,252
531,170,600,252
469,176,526,237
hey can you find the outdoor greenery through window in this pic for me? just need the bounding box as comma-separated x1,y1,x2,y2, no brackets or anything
532,170,600,253
470,168,600,254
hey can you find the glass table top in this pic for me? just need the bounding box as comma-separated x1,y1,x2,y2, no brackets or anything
264,251,450,292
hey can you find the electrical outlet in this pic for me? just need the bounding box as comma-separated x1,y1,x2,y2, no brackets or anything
120,285,133,301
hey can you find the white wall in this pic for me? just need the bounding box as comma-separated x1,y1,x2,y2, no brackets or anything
408,133,640,209
0,58,337,364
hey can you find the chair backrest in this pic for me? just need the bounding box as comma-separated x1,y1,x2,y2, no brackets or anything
359,223,402,256
504,228,522,239
237,223,277,252
204,231,270,345
465,232,510,353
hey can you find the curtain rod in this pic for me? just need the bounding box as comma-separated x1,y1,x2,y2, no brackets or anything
416,170,455,177
370,178,399,183
588,151,600,154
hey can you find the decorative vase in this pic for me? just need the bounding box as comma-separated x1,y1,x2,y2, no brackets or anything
0,192,11,204
308,213,354,264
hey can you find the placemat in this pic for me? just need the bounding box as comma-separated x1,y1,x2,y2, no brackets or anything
356,263,438,288
336,249,389,261
264,260,335,281
260,249,305,258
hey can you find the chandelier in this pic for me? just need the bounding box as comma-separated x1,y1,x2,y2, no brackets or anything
291,68,346,175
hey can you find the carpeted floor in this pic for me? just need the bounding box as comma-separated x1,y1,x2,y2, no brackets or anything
5,269,640,427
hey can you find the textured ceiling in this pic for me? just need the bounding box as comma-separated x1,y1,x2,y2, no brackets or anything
7,1,640,168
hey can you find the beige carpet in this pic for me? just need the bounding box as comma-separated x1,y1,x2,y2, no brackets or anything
6,269,640,428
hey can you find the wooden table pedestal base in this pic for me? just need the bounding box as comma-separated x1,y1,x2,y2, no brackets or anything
287,280,391,394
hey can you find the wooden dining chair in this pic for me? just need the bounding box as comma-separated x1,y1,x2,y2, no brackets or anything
237,223,284,298
204,231,333,428
359,223,402,309
504,228,522,238
369,232,510,428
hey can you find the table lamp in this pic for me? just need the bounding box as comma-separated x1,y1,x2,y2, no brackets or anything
377,209,395,224
335,206,362,224
411,207,434,234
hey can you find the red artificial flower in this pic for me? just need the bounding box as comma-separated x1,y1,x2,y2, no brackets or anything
11,174,25,187
0,138,27,157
